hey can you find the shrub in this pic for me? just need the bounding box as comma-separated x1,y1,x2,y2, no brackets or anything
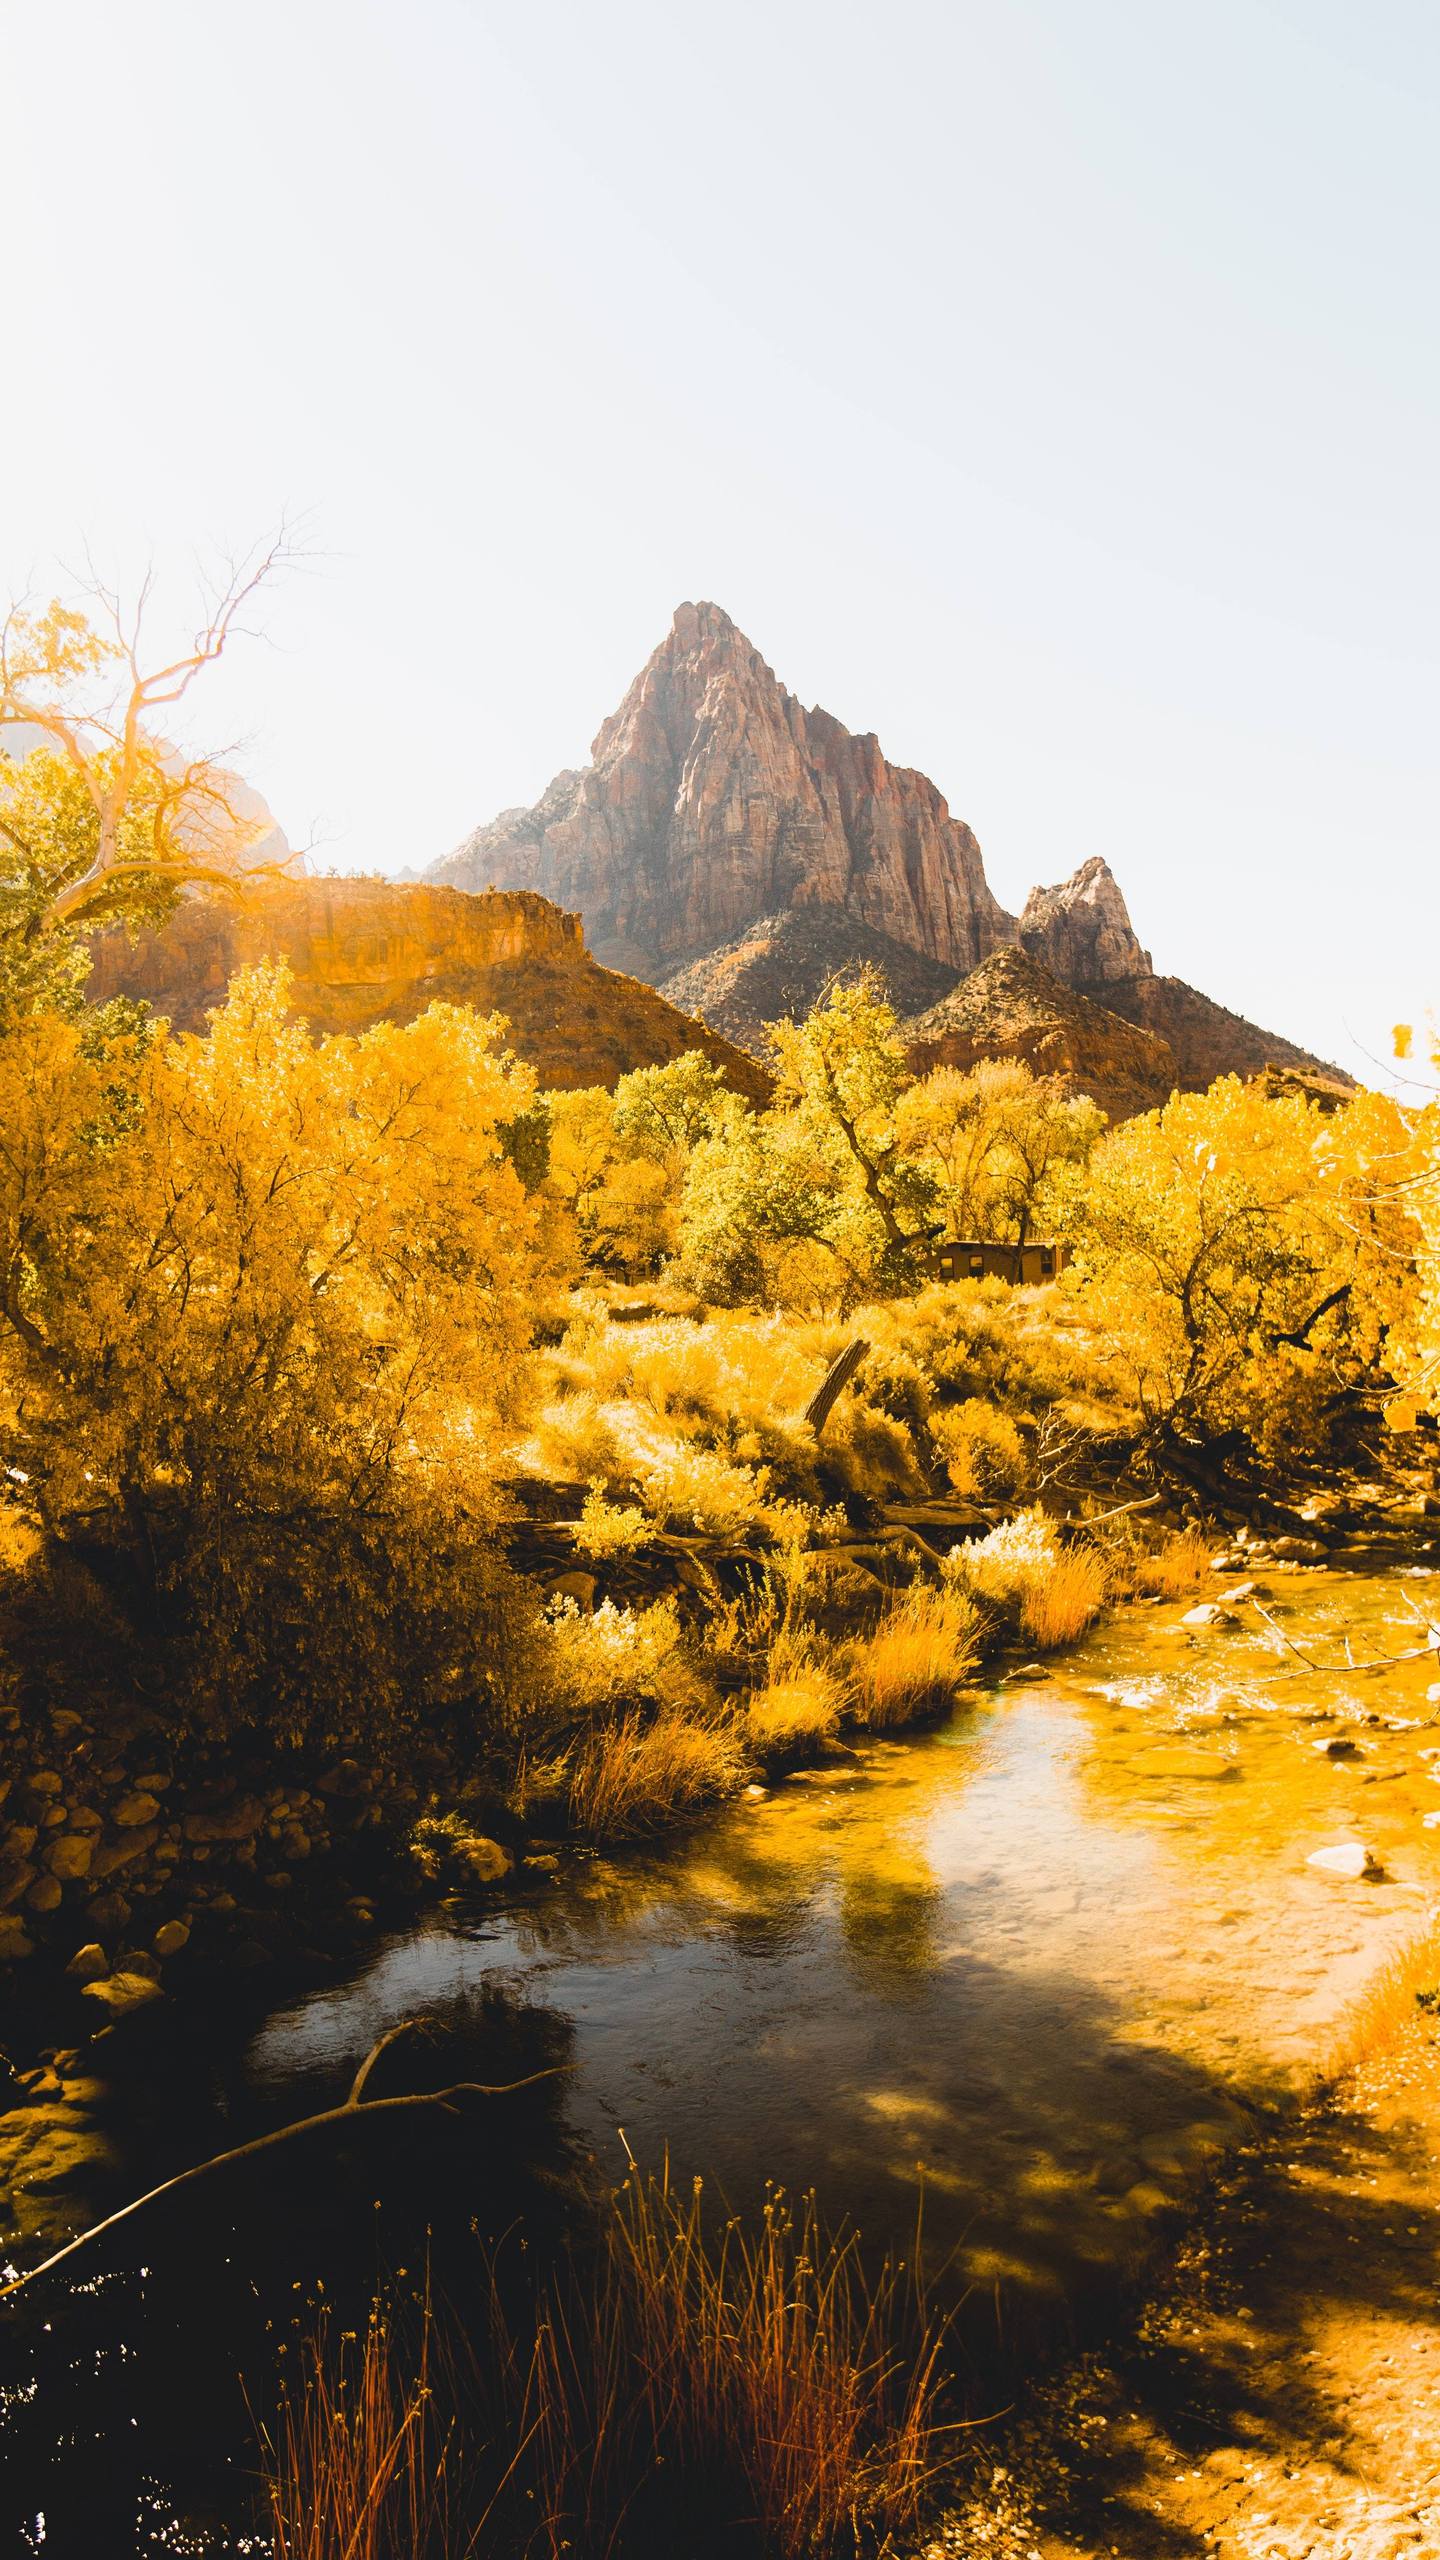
847,1584,980,1727
946,1507,1057,1613
568,1707,749,1834
929,1397,1026,1501
1019,1543,1109,1647
946,1509,1108,1648
574,1482,651,1556
541,1596,694,1719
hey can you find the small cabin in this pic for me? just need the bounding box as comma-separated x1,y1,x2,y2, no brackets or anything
931,1238,1070,1286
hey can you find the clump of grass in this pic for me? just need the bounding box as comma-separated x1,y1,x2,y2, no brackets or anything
1325,1911,1440,2081
746,1635,850,1759
567,1706,748,1835
1135,1525,1213,1598
256,2293,463,2560
258,2170,956,2560
847,1585,981,1728
1018,1543,1109,1648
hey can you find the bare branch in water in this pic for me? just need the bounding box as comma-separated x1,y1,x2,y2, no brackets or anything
1245,1590,1440,1681
0,2019,571,2301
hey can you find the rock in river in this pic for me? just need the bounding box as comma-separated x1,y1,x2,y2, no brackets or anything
1307,1840,1384,1881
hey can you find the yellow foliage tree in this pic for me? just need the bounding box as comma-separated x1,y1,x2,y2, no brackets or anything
0,967,559,1738
1069,1074,1416,1464
894,1057,1102,1245
0,540,296,1019
1379,1023,1440,1429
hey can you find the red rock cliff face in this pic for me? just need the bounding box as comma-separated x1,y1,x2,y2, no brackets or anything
431,602,1015,981
86,876,769,1099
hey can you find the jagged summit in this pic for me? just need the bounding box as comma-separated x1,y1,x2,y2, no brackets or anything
430,602,1015,980
428,607,1351,1108
1019,857,1152,985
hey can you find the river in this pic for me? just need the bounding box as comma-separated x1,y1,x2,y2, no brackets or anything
4,1549,1439,2547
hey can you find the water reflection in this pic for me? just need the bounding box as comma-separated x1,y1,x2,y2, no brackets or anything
250,1566,1440,2319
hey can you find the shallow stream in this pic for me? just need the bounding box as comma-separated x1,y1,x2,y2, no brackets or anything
253,1557,1440,2306
6,1550,1440,2545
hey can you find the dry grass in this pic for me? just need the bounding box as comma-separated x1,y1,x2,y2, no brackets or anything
256,2293,465,2560
567,1706,749,1835
847,1585,981,1728
258,2170,956,2560
746,1658,849,1758
1324,1910,1440,2080
1135,1526,1213,1598
1019,1544,1110,1648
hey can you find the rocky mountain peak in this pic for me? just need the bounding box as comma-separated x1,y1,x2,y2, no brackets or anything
430,604,1016,981
1018,856,1151,986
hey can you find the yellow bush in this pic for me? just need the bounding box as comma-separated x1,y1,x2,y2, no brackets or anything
847,1584,980,1726
946,1507,1057,1611
946,1507,1108,1648
1019,1543,1109,1647
930,1397,1026,1500
568,1707,749,1834
576,1481,651,1556
542,1595,695,1717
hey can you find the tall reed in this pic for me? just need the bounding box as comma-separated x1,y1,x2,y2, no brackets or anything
256,2168,957,2559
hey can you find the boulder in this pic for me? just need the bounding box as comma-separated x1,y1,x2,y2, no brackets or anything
111,1791,162,1830
80,1969,164,2015
1307,1841,1384,1881
65,1942,109,1982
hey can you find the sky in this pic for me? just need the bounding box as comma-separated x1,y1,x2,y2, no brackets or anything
5,0,1436,1081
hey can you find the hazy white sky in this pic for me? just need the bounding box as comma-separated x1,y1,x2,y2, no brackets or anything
6,0,1436,1077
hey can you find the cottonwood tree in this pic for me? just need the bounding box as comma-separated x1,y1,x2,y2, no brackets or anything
895,1058,1102,1245
766,977,939,1276
1068,1075,1415,1464
0,532,298,1018
0,967,560,1738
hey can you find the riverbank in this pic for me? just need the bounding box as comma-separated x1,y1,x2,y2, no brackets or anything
2,1496,1438,2550
936,1934,1440,2560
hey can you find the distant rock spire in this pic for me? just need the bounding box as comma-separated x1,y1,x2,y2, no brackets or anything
1017,856,1152,986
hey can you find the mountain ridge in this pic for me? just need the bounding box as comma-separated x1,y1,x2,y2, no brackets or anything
430,601,1349,1099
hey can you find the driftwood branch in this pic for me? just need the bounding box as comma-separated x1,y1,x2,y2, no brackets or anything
0,2021,570,2301
805,1339,869,1437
